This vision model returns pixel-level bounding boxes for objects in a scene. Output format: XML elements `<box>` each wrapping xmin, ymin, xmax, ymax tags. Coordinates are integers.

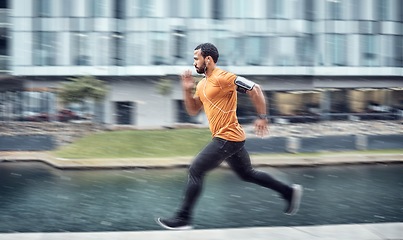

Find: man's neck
<box><xmin>205</xmin><ymin>66</ymin><xmax>216</xmax><ymax>78</ymax></box>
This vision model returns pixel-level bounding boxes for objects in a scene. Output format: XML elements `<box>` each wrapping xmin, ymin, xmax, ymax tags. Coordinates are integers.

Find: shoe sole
<box><xmin>156</xmin><ymin>218</ymin><xmax>193</xmax><ymax>230</ymax></box>
<box><xmin>285</xmin><ymin>184</ymin><xmax>303</xmax><ymax>216</ymax></box>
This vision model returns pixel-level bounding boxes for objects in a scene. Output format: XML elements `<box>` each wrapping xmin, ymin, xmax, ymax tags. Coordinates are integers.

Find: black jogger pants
<box><xmin>177</xmin><ymin>137</ymin><xmax>292</xmax><ymax>219</ymax></box>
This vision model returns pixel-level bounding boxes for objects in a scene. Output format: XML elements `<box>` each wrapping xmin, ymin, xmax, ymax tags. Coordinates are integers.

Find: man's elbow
<box><xmin>186</xmin><ymin>107</ymin><xmax>201</xmax><ymax>116</ymax></box>
<box><xmin>247</xmin><ymin>84</ymin><xmax>261</xmax><ymax>96</ymax></box>
<box><xmin>188</xmin><ymin>110</ymin><xmax>200</xmax><ymax>116</ymax></box>
<box><xmin>254</xmin><ymin>84</ymin><xmax>262</xmax><ymax>92</ymax></box>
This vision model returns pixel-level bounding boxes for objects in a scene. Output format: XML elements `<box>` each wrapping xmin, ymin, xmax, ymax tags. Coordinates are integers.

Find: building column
<box><xmin>320</xmin><ymin>90</ymin><xmax>331</xmax><ymax>121</ymax></box>
<box><xmin>48</xmin><ymin>91</ymin><xmax>56</xmax><ymax>122</ymax></box>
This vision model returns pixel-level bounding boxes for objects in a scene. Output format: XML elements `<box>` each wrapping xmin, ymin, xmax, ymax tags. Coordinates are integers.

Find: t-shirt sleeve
<box><xmin>217</xmin><ymin>71</ymin><xmax>237</xmax><ymax>90</ymax></box>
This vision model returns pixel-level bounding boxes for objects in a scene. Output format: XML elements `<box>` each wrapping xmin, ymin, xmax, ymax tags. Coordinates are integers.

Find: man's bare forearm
<box><xmin>183</xmin><ymin>89</ymin><xmax>202</xmax><ymax>115</ymax></box>
<box><xmin>181</xmin><ymin>70</ymin><xmax>202</xmax><ymax>115</ymax></box>
<box><xmin>248</xmin><ymin>84</ymin><xmax>270</xmax><ymax>137</ymax></box>
<box><xmin>248</xmin><ymin>84</ymin><xmax>267</xmax><ymax>115</ymax></box>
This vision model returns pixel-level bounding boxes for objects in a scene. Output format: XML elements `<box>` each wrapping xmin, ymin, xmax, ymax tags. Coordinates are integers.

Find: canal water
<box><xmin>0</xmin><ymin>161</ymin><xmax>402</xmax><ymax>233</ymax></box>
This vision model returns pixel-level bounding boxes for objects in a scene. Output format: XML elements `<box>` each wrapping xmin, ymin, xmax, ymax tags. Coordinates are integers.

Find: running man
<box><xmin>157</xmin><ymin>43</ymin><xmax>302</xmax><ymax>230</ymax></box>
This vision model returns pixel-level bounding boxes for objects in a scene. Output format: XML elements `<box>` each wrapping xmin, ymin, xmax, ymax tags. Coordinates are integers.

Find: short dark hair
<box><xmin>194</xmin><ymin>43</ymin><xmax>219</xmax><ymax>63</ymax></box>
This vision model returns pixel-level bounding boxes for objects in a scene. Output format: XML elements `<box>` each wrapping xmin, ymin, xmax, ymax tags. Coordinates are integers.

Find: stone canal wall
<box><xmin>0</xmin><ymin>121</ymin><xmax>402</xmax><ymax>152</ymax></box>
<box><xmin>243</xmin><ymin>120</ymin><xmax>403</xmax><ymax>153</ymax></box>
<box><xmin>244</xmin><ymin>134</ymin><xmax>403</xmax><ymax>154</ymax></box>
<box><xmin>0</xmin><ymin>122</ymin><xmax>106</xmax><ymax>150</ymax></box>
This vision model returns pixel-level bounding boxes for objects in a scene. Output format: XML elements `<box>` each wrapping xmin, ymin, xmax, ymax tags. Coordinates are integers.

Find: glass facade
<box><xmin>0</xmin><ymin>91</ymin><xmax>54</xmax><ymax>121</ymax></box>
<box><xmin>361</xmin><ymin>34</ymin><xmax>378</xmax><ymax>67</ymax></box>
<box><xmin>259</xmin><ymin>88</ymin><xmax>403</xmax><ymax>123</ymax></box>
<box><xmin>4</xmin><ymin>0</ymin><xmax>402</xmax><ymax>125</ymax></box>
<box><xmin>33</xmin><ymin>31</ymin><xmax>57</xmax><ymax>66</ymax></box>
<box><xmin>10</xmin><ymin>0</ymin><xmax>403</xmax><ymax>68</ymax></box>
<box><xmin>327</xmin><ymin>34</ymin><xmax>346</xmax><ymax>66</ymax></box>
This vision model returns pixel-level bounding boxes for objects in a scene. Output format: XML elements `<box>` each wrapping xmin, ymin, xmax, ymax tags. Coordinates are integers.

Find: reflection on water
<box><xmin>0</xmin><ymin>162</ymin><xmax>402</xmax><ymax>232</ymax></box>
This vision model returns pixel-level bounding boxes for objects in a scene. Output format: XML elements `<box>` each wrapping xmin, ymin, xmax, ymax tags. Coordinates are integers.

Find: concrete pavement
<box><xmin>0</xmin><ymin>222</ymin><xmax>402</xmax><ymax>240</ymax></box>
<box><xmin>0</xmin><ymin>151</ymin><xmax>402</xmax><ymax>169</ymax></box>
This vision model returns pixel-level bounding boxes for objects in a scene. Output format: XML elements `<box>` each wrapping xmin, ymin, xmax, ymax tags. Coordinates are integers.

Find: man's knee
<box><xmin>188</xmin><ymin>165</ymin><xmax>203</xmax><ymax>181</ymax></box>
<box><xmin>237</xmin><ymin>169</ymin><xmax>256</xmax><ymax>183</ymax></box>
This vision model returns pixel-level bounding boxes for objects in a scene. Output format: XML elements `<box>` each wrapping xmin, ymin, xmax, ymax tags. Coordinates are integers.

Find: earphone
<box><xmin>204</xmin><ymin>58</ymin><xmax>210</xmax><ymax>75</ymax></box>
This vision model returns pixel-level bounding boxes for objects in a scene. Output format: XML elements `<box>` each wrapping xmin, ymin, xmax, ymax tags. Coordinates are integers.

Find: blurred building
<box><xmin>1</xmin><ymin>0</ymin><xmax>403</xmax><ymax>125</ymax></box>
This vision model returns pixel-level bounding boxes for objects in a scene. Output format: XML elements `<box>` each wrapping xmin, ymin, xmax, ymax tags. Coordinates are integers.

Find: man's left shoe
<box><xmin>284</xmin><ymin>184</ymin><xmax>303</xmax><ymax>215</ymax></box>
<box><xmin>156</xmin><ymin>217</ymin><xmax>193</xmax><ymax>230</ymax></box>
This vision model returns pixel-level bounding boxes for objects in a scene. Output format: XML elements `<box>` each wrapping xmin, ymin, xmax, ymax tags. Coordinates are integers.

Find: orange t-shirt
<box><xmin>195</xmin><ymin>68</ymin><xmax>246</xmax><ymax>142</ymax></box>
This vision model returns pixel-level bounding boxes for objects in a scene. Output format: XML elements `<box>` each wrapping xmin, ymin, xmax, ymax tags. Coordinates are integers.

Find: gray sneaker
<box><xmin>284</xmin><ymin>184</ymin><xmax>303</xmax><ymax>215</ymax></box>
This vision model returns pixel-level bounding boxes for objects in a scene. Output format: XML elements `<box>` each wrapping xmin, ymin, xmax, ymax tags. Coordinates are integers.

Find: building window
<box><xmin>276</xmin><ymin>37</ymin><xmax>295</xmax><ymax>66</ymax></box>
<box><xmin>231</xmin><ymin>0</ymin><xmax>246</xmax><ymax>19</ymax></box>
<box><xmin>62</xmin><ymin>0</ymin><xmax>71</xmax><ymax>17</ymax></box>
<box><xmin>246</xmin><ymin>36</ymin><xmax>265</xmax><ymax>66</ymax></box>
<box><xmin>33</xmin><ymin>32</ymin><xmax>57</xmax><ymax>66</ymax></box>
<box><xmin>269</xmin><ymin>0</ymin><xmax>284</xmax><ymax>19</ymax></box>
<box><xmin>172</xmin><ymin>29</ymin><xmax>186</xmax><ymax>63</ymax></box>
<box><xmin>396</xmin><ymin>36</ymin><xmax>403</xmax><ymax>67</ymax></box>
<box><xmin>126</xmin><ymin>0</ymin><xmax>137</xmax><ymax>17</ymax></box>
<box><xmin>190</xmin><ymin>0</ymin><xmax>203</xmax><ymax>18</ymax></box>
<box><xmin>350</xmin><ymin>0</ymin><xmax>361</xmax><ymax>20</ymax></box>
<box><xmin>213</xmin><ymin>31</ymin><xmax>229</xmax><ymax>66</ymax></box>
<box><xmin>305</xmin><ymin>0</ymin><xmax>315</xmax><ymax>20</ymax></box>
<box><xmin>35</xmin><ymin>0</ymin><xmax>52</xmax><ymax>17</ymax></box>
<box><xmin>328</xmin><ymin>0</ymin><xmax>343</xmax><ymax>20</ymax></box>
<box><xmin>212</xmin><ymin>0</ymin><xmax>223</xmax><ymax>20</ymax></box>
<box><xmin>361</xmin><ymin>35</ymin><xmax>378</xmax><ymax>67</ymax></box>
<box><xmin>152</xmin><ymin>32</ymin><xmax>168</xmax><ymax>65</ymax></box>
<box><xmin>170</xmin><ymin>0</ymin><xmax>179</xmax><ymax>17</ymax></box>
<box><xmin>93</xmin><ymin>0</ymin><xmax>108</xmax><ymax>17</ymax></box>
<box><xmin>382</xmin><ymin>35</ymin><xmax>394</xmax><ymax>67</ymax></box>
<box><xmin>377</xmin><ymin>0</ymin><xmax>391</xmax><ymax>21</ymax></box>
<box><xmin>126</xmin><ymin>32</ymin><xmax>146</xmax><ymax>65</ymax></box>
<box><xmin>139</xmin><ymin>0</ymin><xmax>152</xmax><ymax>17</ymax></box>
<box><xmin>124</xmin><ymin>0</ymin><xmax>153</xmax><ymax>17</ymax></box>
<box><xmin>399</xmin><ymin>0</ymin><xmax>403</xmax><ymax>22</ymax></box>
<box><xmin>94</xmin><ymin>33</ymin><xmax>110</xmax><ymax>66</ymax></box>
<box><xmin>297</xmin><ymin>35</ymin><xmax>315</xmax><ymax>66</ymax></box>
<box><xmin>327</xmin><ymin>34</ymin><xmax>346</xmax><ymax>66</ymax></box>
<box><xmin>270</xmin><ymin>91</ymin><xmax>321</xmax><ymax>121</ymax></box>
<box><xmin>112</xmin><ymin>32</ymin><xmax>124</xmax><ymax>66</ymax></box>
<box><xmin>72</xmin><ymin>32</ymin><xmax>91</xmax><ymax>66</ymax></box>
<box><xmin>228</xmin><ymin>37</ymin><xmax>245</xmax><ymax>65</ymax></box>
<box><xmin>115</xmin><ymin>0</ymin><xmax>125</xmax><ymax>19</ymax></box>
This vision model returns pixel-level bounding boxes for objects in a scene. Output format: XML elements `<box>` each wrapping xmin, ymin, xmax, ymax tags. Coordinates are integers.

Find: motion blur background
<box><xmin>0</xmin><ymin>0</ymin><xmax>402</xmax><ymax>126</ymax></box>
<box><xmin>0</xmin><ymin>1</ymin><xmax>403</xmax><ymax>233</ymax></box>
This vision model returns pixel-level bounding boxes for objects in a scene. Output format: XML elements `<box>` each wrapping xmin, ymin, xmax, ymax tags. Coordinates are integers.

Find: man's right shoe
<box><xmin>284</xmin><ymin>184</ymin><xmax>303</xmax><ymax>215</ymax></box>
<box><xmin>156</xmin><ymin>217</ymin><xmax>193</xmax><ymax>230</ymax></box>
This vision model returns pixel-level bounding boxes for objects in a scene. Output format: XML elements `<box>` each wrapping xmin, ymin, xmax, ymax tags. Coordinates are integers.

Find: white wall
<box><xmin>106</xmin><ymin>78</ymin><xmax>175</xmax><ymax>126</ymax></box>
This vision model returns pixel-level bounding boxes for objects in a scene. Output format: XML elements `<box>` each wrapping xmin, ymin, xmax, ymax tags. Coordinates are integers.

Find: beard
<box><xmin>195</xmin><ymin>63</ymin><xmax>207</xmax><ymax>74</ymax></box>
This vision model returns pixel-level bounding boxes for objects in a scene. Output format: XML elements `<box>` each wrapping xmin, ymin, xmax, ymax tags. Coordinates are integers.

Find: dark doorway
<box><xmin>0</xmin><ymin>0</ymin><xmax>7</xmax><ymax>8</ymax></box>
<box><xmin>115</xmin><ymin>101</ymin><xmax>134</xmax><ymax>125</ymax></box>
<box><xmin>176</xmin><ymin>100</ymin><xmax>199</xmax><ymax>124</ymax></box>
